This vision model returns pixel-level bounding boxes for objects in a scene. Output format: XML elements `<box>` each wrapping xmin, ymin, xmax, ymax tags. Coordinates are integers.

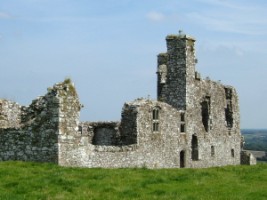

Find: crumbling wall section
<box><xmin>241</xmin><ymin>150</ymin><xmax>257</xmax><ymax>165</ymax></box>
<box><xmin>58</xmin><ymin>99</ymin><xmax>189</xmax><ymax>168</ymax></box>
<box><xmin>185</xmin><ymin>78</ymin><xmax>241</xmax><ymax>168</ymax></box>
<box><xmin>0</xmin><ymin>84</ymin><xmax>61</xmax><ymax>162</ymax></box>
<box><xmin>0</xmin><ymin>99</ymin><xmax>21</xmax><ymax>129</ymax></box>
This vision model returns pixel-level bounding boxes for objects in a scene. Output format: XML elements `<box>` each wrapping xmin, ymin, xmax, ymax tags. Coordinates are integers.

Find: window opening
<box><xmin>225</xmin><ymin>88</ymin><xmax>233</xmax><ymax>128</ymax></box>
<box><xmin>201</xmin><ymin>96</ymin><xmax>210</xmax><ymax>132</ymax></box>
<box><xmin>191</xmin><ymin>135</ymin><xmax>199</xmax><ymax>161</ymax></box>
<box><xmin>180</xmin><ymin>150</ymin><xmax>185</xmax><ymax>168</ymax></box>
<box><xmin>181</xmin><ymin>113</ymin><xmax>185</xmax><ymax>122</ymax></box>
<box><xmin>153</xmin><ymin>109</ymin><xmax>159</xmax><ymax>120</ymax></box>
<box><xmin>231</xmin><ymin>149</ymin><xmax>235</xmax><ymax>157</ymax></box>
<box><xmin>211</xmin><ymin>146</ymin><xmax>215</xmax><ymax>157</ymax></box>
<box><xmin>153</xmin><ymin>122</ymin><xmax>159</xmax><ymax>132</ymax></box>
<box><xmin>152</xmin><ymin>108</ymin><xmax>160</xmax><ymax>132</ymax></box>
<box><xmin>180</xmin><ymin>124</ymin><xmax>185</xmax><ymax>133</ymax></box>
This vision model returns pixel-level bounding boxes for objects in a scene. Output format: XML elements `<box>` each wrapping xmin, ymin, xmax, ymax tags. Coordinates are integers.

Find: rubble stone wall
<box><xmin>0</xmin><ymin>33</ymin><xmax>253</xmax><ymax>168</ymax></box>
<box><xmin>0</xmin><ymin>87</ymin><xmax>60</xmax><ymax>162</ymax></box>
<box><xmin>0</xmin><ymin>99</ymin><xmax>21</xmax><ymax>129</ymax></box>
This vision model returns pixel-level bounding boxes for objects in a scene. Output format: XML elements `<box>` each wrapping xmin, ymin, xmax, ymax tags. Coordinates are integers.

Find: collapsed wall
<box><xmin>0</xmin><ymin>79</ymin><xmax>80</xmax><ymax>163</ymax></box>
<box><xmin>58</xmin><ymin>98</ymin><xmax>188</xmax><ymax>168</ymax></box>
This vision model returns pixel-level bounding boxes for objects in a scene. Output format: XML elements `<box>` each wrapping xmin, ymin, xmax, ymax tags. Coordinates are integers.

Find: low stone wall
<box><xmin>241</xmin><ymin>150</ymin><xmax>257</xmax><ymax>165</ymax></box>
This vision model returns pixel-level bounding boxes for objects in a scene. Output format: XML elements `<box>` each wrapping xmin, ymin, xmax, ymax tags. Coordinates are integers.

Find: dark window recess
<box><xmin>153</xmin><ymin>122</ymin><xmax>159</xmax><ymax>132</ymax></box>
<box><xmin>78</xmin><ymin>126</ymin><xmax>83</xmax><ymax>135</ymax></box>
<box><xmin>181</xmin><ymin>113</ymin><xmax>185</xmax><ymax>122</ymax></box>
<box><xmin>201</xmin><ymin>96</ymin><xmax>210</xmax><ymax>132</ymax></box>
<box><xmin>180</xmin><ymin>124</ymin><xmax>185</xmax><ymax>133</ymax></box>
<box><xmin>180</xmin><ymin>150</ymin><xmax>185</xmax><ymax>168</ymax></box>
<box><xmin>231</xmin><ymin>149</ymin><xmax>235</xmax><ymax>157</ymax></box>
<box><xmin>211</xmin><ymin>146</ymin><xmax>215</xmax><ymax>157</ymax></box>
<box><xmin>152</xmin><ymin>108</ymin><xmax>160</xmax><ymax>132</ymax></box>
<box><xmin>225</xmin><ymin>104</ymin><xmax>233</xmax><ymax>128</ymax></box>
<box><xmin>225</xmin><ymin>87</ymin><xmax>232</xmax><ymax>99</ymax></box>
<box><xmin>153</xmin><ymin>109</ymin><xmax>159</xmax><ymax>120</ymax></box>
<box><xmin>191</xmin><ymin>135</ymin><xmax>199</xmax><ymax>161</ymax></box>
<box><xmin>225</xmin><ymin>88</ymin><xmax>233</xmax><ymax>128</ymax></box>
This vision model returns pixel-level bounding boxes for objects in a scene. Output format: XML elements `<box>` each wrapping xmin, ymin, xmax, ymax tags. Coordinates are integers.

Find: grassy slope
<box><xmin>0</xmin><ymin>162</ymin><xmax>266</xmax><ymax>200</ymax></box>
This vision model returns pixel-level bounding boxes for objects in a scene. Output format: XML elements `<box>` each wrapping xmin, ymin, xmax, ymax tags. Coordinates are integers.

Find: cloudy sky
<box><xmin>0</xmin><ymin>0</ymin><xmax>266</xmax><ymax>129</ymax></box>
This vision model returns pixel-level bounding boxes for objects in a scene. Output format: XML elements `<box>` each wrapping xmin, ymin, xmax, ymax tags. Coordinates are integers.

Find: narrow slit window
<box><xmin>152</xmin><ymin>108</ymin><xmax>160</xmax><ymax>132</ymax></box>
<box><xmin>231</xmin><ymin>149</ymin><xmax>235</xmax><ymax>157</ymax></box>
<box><xmin>180</xmin><ymin>124</ymin><xmax>185</xmax><ymax>133</ymax></box>
<box><xmin>153</xmin><ymin>109</ymin><xmax>159</xmax><ymax>120</ymax></box>
<box><xmin>211</xmin><ymin>146</ymin><xmax>215</xmax><ymax>157</ymax></box>
<box><xmin>181</xmin><ymin>113</ymin><xmax>185</xmax><ymax>122</ymax></box>
<box><xmin>153</xmin><ymin>122</ymin><xmax>159</xmax><ymax>132</ymax></box>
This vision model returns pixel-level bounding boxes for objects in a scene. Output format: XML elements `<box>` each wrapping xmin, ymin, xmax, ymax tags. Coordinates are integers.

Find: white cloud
<box><xmin>0</xmin><ymin>12</ymin><xmax>11</xmax><ymax>19</ymax></box>
<box><xmin>186</xmin><ymin>12</ymin><xmax>267</xmax><ymax>36</ymax></box>
<box><xmin>146</xmin><ymin>11</ymin><xmax>165</xmax><ymax>22</ymax></box>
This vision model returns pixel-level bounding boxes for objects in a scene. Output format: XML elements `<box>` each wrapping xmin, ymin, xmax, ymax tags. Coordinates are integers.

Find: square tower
<box><xmin>157</xmin><ymin>33</ymin><xmax>196</xmax><ymax>110</ymax></box>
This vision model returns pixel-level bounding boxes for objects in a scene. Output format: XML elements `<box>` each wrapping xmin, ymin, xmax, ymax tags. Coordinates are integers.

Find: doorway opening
<box><xmin>180</xmin><ymin>150</ymin><xmax>185</xmax><ymax>168</ymax></box>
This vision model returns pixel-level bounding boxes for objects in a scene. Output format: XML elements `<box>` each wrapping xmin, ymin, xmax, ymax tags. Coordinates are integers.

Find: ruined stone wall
<box><xmin>0</xmin><ymin>86</ymin><xmax>60</xmax><ymax>162</ymax></box>
<box><xmin>57</xmin><ymin>99</ymin><xmax>190</xmax><ymax>168</ymax></box>
<box><xmin>0</xmin><ymin>33</ymin><xmax>247</xmax><ymax>169</ymax></box>
<box><xmin>157</xmin><ymin>33</ymin><xmax>242</xmax><ymax>168</ymax></box>
<box><xmin>185</xmin><ymin>79</ymin><xmax>241</xmax><ymax>168</ymax></box>
<box><xmin>241</xmin><ymin>150</ymin><xmax>257</xmax><ymax>165</ymax></box>
<box><xmin>0</xmin><ymin>99</ymin><xmax>21</xmax><ymax>129</ymax></box>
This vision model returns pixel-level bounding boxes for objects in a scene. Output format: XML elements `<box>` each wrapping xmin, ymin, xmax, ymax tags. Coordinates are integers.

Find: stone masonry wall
<box><xmin>0</xmin><ymin>99</ymin><xmax>21</xmax><ymax>129</ymax></box>
<box><xmin>57</xmin><ymin>99</ymin><xmax>189</xmax><ymax>168</ymax></box>
<box><xmin>0</xmin><ymin>33</ymin><xmax>251</xmax><ymax>168</ymax></box>
<box><xmin>157</xmin><ymin>33</ymin><xmax>242</xmax><ymax>168</ymax></box>
<box><xmin>0</xmin><ymin>80</ymin><xmax>75</xmax><ymax>163</ymax></box>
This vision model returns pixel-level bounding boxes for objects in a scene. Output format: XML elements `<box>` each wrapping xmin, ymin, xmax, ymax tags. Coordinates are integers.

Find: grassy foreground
<box><xmin>0</xmin><ymin>162</ymin><xmax>266</xmax><ymax>200</ymax></box>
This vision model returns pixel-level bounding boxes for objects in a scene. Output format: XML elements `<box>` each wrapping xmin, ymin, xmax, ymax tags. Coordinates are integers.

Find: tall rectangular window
<box><xmin>181</xmin><ymin>113</ymin><xmax>185</xmax><ymax>122</ymax></box>
<box><xmin>152</xmin><ymin>108</ymin><xmax>160</xmax><ymax>132</ymax></box>
<box><xmin>231</xmin><ymin>149</ymin><xmax>235</xmax><ymax>157</ymax></box>
<box><xmin>153</xmin><ymin>109</ymin><xmax>159</xmax><ymax>120</ymax></box>
<box><xmin>211</xmin><ymin>146</ymin><xmax>215</xmax><ymax>157</ymax></box>
<box><xmin>180</xmin><ymin>124</ymin><xmax>185</xmax><ymax>132</ymax></box>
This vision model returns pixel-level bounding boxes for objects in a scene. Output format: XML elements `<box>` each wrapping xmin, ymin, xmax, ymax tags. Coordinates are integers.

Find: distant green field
<box><xmin>0</xmin><ymin>161</ymin><xmax>266</xmax><ymax>200</ymax></box>
<box><xmin>242</xmin><ymin>129</ymin><xmax>267</xmax><ymax>152</ymax></box>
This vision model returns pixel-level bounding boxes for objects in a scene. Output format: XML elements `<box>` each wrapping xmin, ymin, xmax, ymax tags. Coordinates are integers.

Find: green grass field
<box><xmin>0</xmin><ymin>161</ymin><xmax>266</xmax><ymax>200</ymax></box>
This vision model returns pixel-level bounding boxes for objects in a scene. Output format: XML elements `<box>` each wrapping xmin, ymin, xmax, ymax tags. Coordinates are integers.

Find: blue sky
<box><xmin>0</xmin><ymin>0</ymin><xmax>267</xmax><ymax>129</ymax></box>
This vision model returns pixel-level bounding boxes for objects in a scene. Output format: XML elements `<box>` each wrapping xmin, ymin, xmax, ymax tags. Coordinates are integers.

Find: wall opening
<box><xmin>231</xmin><ymin>149</ymin><xmax>235</xmax><ymax>158</ymax></box>
<box><xmin>92</xmin><ymin>127</ymin><xmax>117</xmax><ymax>146</ymax></box>
<box><xmin>201</xmin><ymin>96</ymin><xmax>210</xmax><ymax>132</ymax></box>
<box><xmin>211</xmin><ymin>146</ymin><xmax>215</xmax><ymax>157</ymax></box>
<box><xmin>181</xmin><ymin>113</ymin><xmax>185</xmax><ymax>122</ymax></box>
<box><xmin>153</xmin><ymin>108</ymin><xmax>159</xmax><ymax>120</ymax></box>
<box><xmin>191</xmin><ymin>135</ymin><xmax>199</xmax><ymax>161</ymax></box>
<box><xmin>153</xmin><ymin>122</ymin><xmax>159</xmax><ymax>132</ymax></box>
<box><xmin>180</xmin><ymin>124</ymin><xmax>185</xmax><ymax>133</ymax></box>
<box><xmin>180</xmin><ymin>150</ymin><xmax>185</xmax><ymax>168</ymax></box>
<box><xmin>225</xmin><ymin>104</ymin><xmax>233</xmax><ymax>128</ymax></box>
<box><xmin>152</xmin><ymin>107</ymin><xmax>160</xmax><ymax>132</ymax></box>
<box><xmin>225</xmin><ymin>88</ymin><xmax>233</xmax><ymax>128</ymax></box>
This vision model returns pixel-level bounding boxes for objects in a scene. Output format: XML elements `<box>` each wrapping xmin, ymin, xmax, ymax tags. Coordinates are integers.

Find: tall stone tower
<box><xmin>157</xmin><ymin>32</ymin><xmax>196</xmax><ymax>110</ymax></box>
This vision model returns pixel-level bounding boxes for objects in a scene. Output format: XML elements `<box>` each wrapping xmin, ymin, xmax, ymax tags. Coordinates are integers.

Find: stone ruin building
<box><xmin>0</xmin><ymin>33</ymin><xmax>256</xmax><ymax>168</ymax></box>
